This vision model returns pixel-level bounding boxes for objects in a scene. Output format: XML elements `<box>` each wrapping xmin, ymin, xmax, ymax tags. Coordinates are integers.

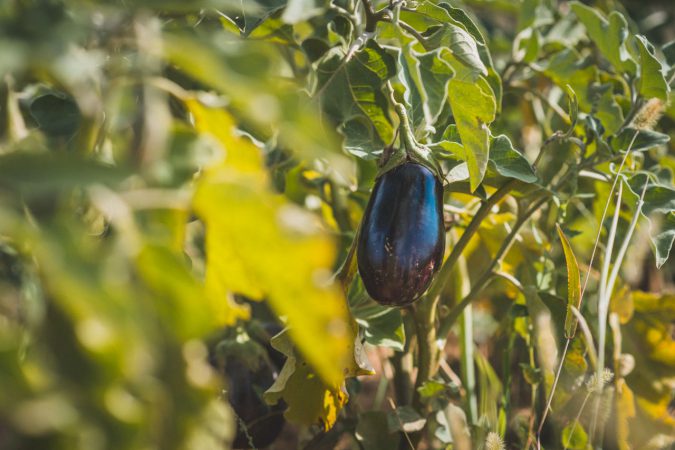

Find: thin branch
<box><xmin>438</xmin><ymin>196</ymin><xmax>548</xmax><ymax>338</ymax></box>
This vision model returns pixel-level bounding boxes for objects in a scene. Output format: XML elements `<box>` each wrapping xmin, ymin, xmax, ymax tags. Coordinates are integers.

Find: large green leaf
<box><xmin>426</xmin><ymin>23</ymin><xmax>487</xmax><ymax>79</ymax></box>
<box><xmin>447</xmin><ymin>77</ymin><xmax>496</xmax><ymax>192</ymax></box>
<box><xmin>316</xmin><ymin>40</ymin><xmax>396</xmax><ymax>157</ymax></box>
<box><xmin>633</xmin><ymin>35</ymin><xmax>670</xmax><ymax>101</ymax></box>
<box><xmin>570</xmin><ymin>2</ymin><xmax>636</xmax><ymax>74</ymax></box>
<box><xmin>487</xmin><ymin>134</ymin><xmax>537</xmax><ymax>184</ymax></box>
<box><xmin>397</xmin><ymin>46</ymin><xmax>454</xmax><ymax>134</ymax></box>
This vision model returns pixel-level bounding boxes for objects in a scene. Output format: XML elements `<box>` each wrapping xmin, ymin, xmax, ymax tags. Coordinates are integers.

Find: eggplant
<box><xmin>357</xmin><ymin>162</ymin><xmax>445</xmax><ymax>306</ymax></box>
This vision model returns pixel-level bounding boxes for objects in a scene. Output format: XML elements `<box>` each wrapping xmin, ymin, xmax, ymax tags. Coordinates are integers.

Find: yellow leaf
<box><xmin>615</xmin><ymin>380</ymin><xmax>636</xmax><ymax>450</ymax></box>
<box><xmin>556</xmin><ymin>224</ymin><xmax>582</xmax><ymax>339</ymax></box>
<box><xmin>186</xmin><ymin>99</ymin><xmax>264</xmax><ymax>179</ymax></box>
<box><xmin>188</xmin><ymin>100</ymin><xmax>354</xmax><ymax>386</ymax></box>
<box><xmin>264</xmin><ymin>330</ymin><xmax>372</xmax><ymax>430</ymax></box>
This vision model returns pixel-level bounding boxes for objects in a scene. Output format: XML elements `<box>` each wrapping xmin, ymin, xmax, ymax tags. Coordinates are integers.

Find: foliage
<box><xmin>0</xmin><ymin>0</ymin><xmax>674</xmax><ymax>449</ymax></box>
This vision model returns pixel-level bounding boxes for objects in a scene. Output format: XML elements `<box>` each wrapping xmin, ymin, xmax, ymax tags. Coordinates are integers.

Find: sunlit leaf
<box><xmin>561</xmin><ymin>420</ymin><xmax>588</xmax><ymax>450</ymax></box>
<box><xmin>570</xmin><ymin>2</ymin><xmax>636</xmax><ymax>74</ymax></box>
<box><xmin>556</xmin><ymin>225</ymin><xmax>582</xmax><ymax>339</ymax></box>
<box><xmin>189</xmin><ymin>101</ymin><xmax>354</xmax><ymax>385</ymax></box>
<box><xmin>633</xmin><ymin>35</ymin><xmax>670</xmax><ymax>101</ymax></box>
<box><xmin>426</xmin><ymin>23</ymin><xmax>487</xmax><ymax>79</ymax></box>
<box><xmin>447</xmin><ymin>78</ymin><xmax>496</xmax><ymax>192</ymax></box>
<box><xmin>487</xmin><ymin>134</ymin><xmax>537</xmax><ymax>184</ymax></box>
<box><xmin>264</xmin><ymin>330</ymin><xmax>372</xmax><ymax>430</ymax></box>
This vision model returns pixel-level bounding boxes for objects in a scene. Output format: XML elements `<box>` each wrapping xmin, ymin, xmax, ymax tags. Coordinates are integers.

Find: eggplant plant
<box><xmin>0</xmin><ymin>0</ymin><xmax>674</xmax><ymax>449</ymax></box>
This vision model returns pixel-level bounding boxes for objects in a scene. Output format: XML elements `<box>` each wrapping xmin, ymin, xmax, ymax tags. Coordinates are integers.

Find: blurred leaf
<box><xmin>615</xmin><ymin>380</ymin><xmax>637</xmax><ymax>448</ymax></box>
<box><xmin>524</xmin><ymin>287</ymin><xmax>558</xmax><ymax>394</ymax></box>
<box><xmin>386</xmin><ymin>406</ymin><xmax>425</xmax><ymax>433</ymax></box>
<box><xmin>264</xmin><ymin>329</ymin><xmax>371</xmax><ymax>430</ymax></box>
<box><xmin>281</xmin><ymin>0</ymin><xmax>323</xmax><ymax>24</ymax></box>
<box><xmin>189</xmin><ymin>101</ymin><xmax>354</xmax><ymax>386</ymax></box>
<box><xmin>438</xmin><ymin>403</ymin><xmax>472</xmax><ymax>450</ymax></box>
<box><xmin>136</xmin><ymin>245</ymin><xmax>216</xmax><ymax>340</ymax></box>
<box><xmin>487</xmin><ymin>134</ymin><xmax>537</xmax><ymax>183</ymax></box>
<box><xmin>418</xmin><ymin>379</ymin><xmax>450</xmax><ymax>399</ymax></box>
<box><xmin>447</xmin><ymin>78</ymin><xmax>496</xmax><ymax>192</ymax></box>
<box><xmin>570</xmin><ymin>2</ymin><xmax>636</xmax><ymax>74</ymax></box>
<box><xmin>556</xmin><ymin>225</ymin><xmax>582</xmax><ymax>339</ymax></box>
<box><xmin>633</xmin><ymin>35</ymin><xmax>670</xmax><ymax>101</ymax></box>
<box><xmin>350</xmin><ymin>278</ymin><xmax>405</xmax><ymax>351</ymax></box>
<box><xmin>0</xmin><ymin>151</ymin><xmax>127</xmax><ymax>195</ymax></box>
<box><xmin>355</xmin><ymin>411</ymin><xmax>399</xmax><ymax>450</ymax></box>
<box><xmin>535</xmin><ymin>48</ymin><xmax>598</xmax><ymax>110</ymax></box>
<box><xmin>28</xmin><ymin>92</ymin><xmax>80</xmax><ymax>138</ymax></box>
<box><xmin>163</xmin><ymin>33</ymin><xmax>350</xmax><ymax>177</ymax></box>
<box><xmin>612</xmin><ymin>127</ymin><xmax>670</xmax><ymax>152</ymax></box>
<box><xmin>561</xmin><ymin>420</ymin><xmax>588</xmax><ymax>450</ymax></box>
<box><xmin>592</xmin><ymin>83</ymin><xmax>624</xmax><ymax>135</ymax></box>
<box><xmin>626</xmin><ymin>174</ymin><xmax>675</xmax><ymax>267</ymax></box>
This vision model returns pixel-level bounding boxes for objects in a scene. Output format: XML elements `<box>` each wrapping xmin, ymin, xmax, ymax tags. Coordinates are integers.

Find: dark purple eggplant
<box><xmin>357</xmin><ymin>162</ymin><xmax>445</xmax><ymax>306</ymax></box>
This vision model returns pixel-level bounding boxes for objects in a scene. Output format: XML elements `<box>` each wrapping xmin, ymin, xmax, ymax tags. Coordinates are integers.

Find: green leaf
<box><xmin>447</xmin><ymin>78</ymin><xmax>496</xmax><ymax>191</ymax></box>
<box><xmin>281</xmin><ymin>0</ymin><xmax>323</xmax><ymax>24</ymax></box>
<box><xmin>426</xmin><ymin>24</ymin><xmax>487</xmax><ymax>79</ymax></box>
<box><xmin>29</xmin><ymin>93</ymin><xmax>80</xmax><ymax>138</ymax></box>
<box><xmin>0</xmin><ymin>151</ymin><xmax>127</xmax><ymax>195</ymax></box>
<box><xmin>417</xmin><ymin>50</ymin><xmax>454</xmax><ymax>127</ymax></box>
<box><xmin>591</xmin><ymin>83</ymin><xmax>624</xmax><ymax>135</ymax></box>
<box><xmin>436</xmin><ymin>4</ymin><xmax>487</xmax><ymax>45</ymax></box>
<box><xmin>524</xmin><ymin>287</ymin><xmax>559</xmax><ymax>394</ymax></box>
<box><xmin>350</xmin><ymin>279</ymin><xmax>405</xmax><ymax>351</ymax></box>
<box><xmin>570</xmin><ymin>2</ymin><xmax>636</xmax><ymax>74</ymax></box>
<box><xmin>418</xmin><ymin>379</ymin><xmax>451</xmax><ymax>399</ymax></box>
<box><xmin>535</xmin><ymin>48</ymin><xmax>598</xmax><ymax>110</ymax></box>
<box><xmin>317</xmin><ymin>40</ymin><xmax>396</xmax><ymax>157</ymax></box>
<box><xmin>561</xmin><ymin>420</ymin><xmax>589</xmax><ymax>450</ymax></box>
<box><xmin>556</xmin><ymin>225</ymin><xmax>582</xmax><ymax>339</ymax></box>
<box><xmin>487</xmin><ymin>135</ymin><xmax>537</xmax><ymax>184</ymax></box>
<box><xmin>612</xmin><ymin>127</ymin><xmax>670</xmax><ymax>152</ymax></box>
<box><xmin>626</xmin><ymin>174</ymin><xmax>675</xmax><ymax>267</ymax></box>
<box><xmin>634</xmin><ymin>35</ymin><xmax>670</xmax><ymax>101</ymax></box>
<box><xmin>264</xmin><ymin>331</ymin><xmax>348</xmax><ymax>431</ymax></box>
<box><xmin>663</xmin><ymin>40</ymin><xmax>675</xmax><ymax>67</ymax></box>
<box><xmin>397</xmin><ymin>46</ymin><xmax>454</xmax><ymax>134</ymax></box>
<box><xmin>397</xmin><ymin>44</ymin><xmax>429</xmax><ymax>133</ymax></box>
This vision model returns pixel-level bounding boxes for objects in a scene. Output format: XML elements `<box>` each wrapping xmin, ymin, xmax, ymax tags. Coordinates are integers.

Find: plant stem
<box><xmin>457</xmin><ymin>251</ymin><xmax>477</xmax><ymax>424</ymax></box>
<box><xmin>360</xmin><ymin>0</ymin><xmax>378</xmax><ymax>32</ymax></box>
<box><xmin>411</xmin><ymin>297</ymin><xmax>439</xmax><ymax>412</ymax></box>
<box><xmin>590</xmin><ymin>182</ymin><xmax>622</xmax><ymax>442</ymax></box>
<box><xmin>427</xmin><ymin>180</ymin><xmax>518</xmax><ymax>301</ymax></box>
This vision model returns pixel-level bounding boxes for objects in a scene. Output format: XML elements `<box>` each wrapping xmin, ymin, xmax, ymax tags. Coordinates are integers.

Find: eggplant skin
<box><xmin>357</xmin><ymin>162</ymin><xmax>445</xmax><ymax>307</ymax></box>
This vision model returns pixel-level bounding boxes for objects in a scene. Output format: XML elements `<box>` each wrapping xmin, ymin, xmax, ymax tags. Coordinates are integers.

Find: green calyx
<box><xmin>376</xmin><ymin>99</ymin><xmax>443</xmax><ymax>181</ymax></box>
